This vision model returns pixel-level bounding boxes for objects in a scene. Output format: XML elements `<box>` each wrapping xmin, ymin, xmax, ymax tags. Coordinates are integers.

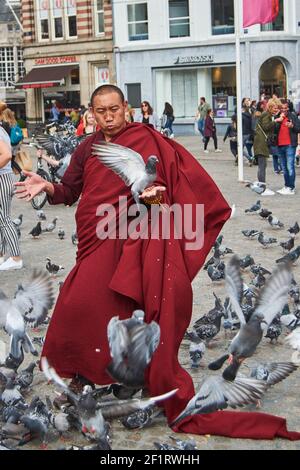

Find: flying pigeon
<box><xmin>92</xmin><ymin>142</ymin><xmax>161</xmax><ymax>209</ymax></box>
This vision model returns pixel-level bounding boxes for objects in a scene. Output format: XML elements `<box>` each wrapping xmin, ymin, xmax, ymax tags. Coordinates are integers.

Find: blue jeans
<box><xmin>278</xmin><ymin>145</ymin><xmax>297</xmax><ymax>190</ymax></box>
<box><xmin>243</xmin><ymin>135</ymin><xmax>253</xmax><ymax>161</ymax></box>
<box><xmin>164</xmin><ymin>117</ymin><xmax>174</xmax><ymax>135</ymax></box>
<box><xmin>269</xmin><ymin>145</ymin><xmax>282</xmax><ymax>172</ymax></box>
<box><xmin>198</xmin><ymin>119</ymin><xmax>205</xmax><ymax>137</ymax></box>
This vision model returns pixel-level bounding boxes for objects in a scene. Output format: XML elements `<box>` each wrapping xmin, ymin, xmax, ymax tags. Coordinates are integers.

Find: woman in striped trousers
<box><xmin>0</xmin><ymin>121</ymin><xmax>22</xmax><ymax>271</ymax></box>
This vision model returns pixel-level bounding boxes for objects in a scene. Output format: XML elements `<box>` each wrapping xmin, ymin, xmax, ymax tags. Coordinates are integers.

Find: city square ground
<box><xmin>1</xmin><ymin>135</ymin><xmax>300</xmax><ymax>450</ymax></box>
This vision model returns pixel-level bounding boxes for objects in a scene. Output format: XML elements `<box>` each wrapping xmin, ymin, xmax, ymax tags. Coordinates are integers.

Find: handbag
<box><xmin>257</xmin><ymin>123</ymin><xmax>277</xmax><ymax>146</ymax></box>
<box><xmin>13</xmin><ymin>149</ymin><xmax>32</xmax><ymax>175</ymax></box>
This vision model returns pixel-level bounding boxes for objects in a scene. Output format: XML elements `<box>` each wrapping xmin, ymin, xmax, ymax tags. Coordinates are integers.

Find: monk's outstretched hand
<box><xmin>139</xmin><ymin>185</ymin><xmax>166</xmax><ymax>205</ymax></box>
<box><xmin>14</xmin><ymin>170</ymin><xmax>50</xmax><ymax>202</ymax></box>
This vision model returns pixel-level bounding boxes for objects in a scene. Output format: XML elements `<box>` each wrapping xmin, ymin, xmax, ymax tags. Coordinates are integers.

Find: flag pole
<box><xmin>234</xmin><ymin>0</ymin><xmax>244</xmax><ymax>182</ymax></box>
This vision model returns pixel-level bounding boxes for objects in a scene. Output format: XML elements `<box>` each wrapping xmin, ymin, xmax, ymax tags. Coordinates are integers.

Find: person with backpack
<box><xmin>1</xmin><ymin>108</ymin><xmax>23</xmax><ymax>147</ymax></box>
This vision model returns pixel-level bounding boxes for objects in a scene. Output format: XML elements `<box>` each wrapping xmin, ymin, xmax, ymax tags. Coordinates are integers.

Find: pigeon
<box><xmin>204</xmin><ymin>247</ymin><xmax>221</xmax><ymax>270</ymax></box>
<box><xmin>287</xmin><ymin>222</ymin><xmax>300</xmax><ymax>237</ymax></box>
<box><xmin>208</xmin><ymin>256</ymin><xmax>292</xmax><ymax>381</ymax></box>
<box><xmin>1</xmin><ymin>379</ymin><xmax>23</xmax><ymax>406</ymax></box>
<box><xmin>71</xmin><ymin>231</ymin><xmax>78</xmax><ymax>246</ymax></box>
<box><xmin>258</xmin><ymin>232</ymin><xmax>277</xmax><ymax>248</ymax></box>
<box><xmin>106</xmin><ymin>310</ymin><xmax>160</xmax><ymax>388</ymax></box>
<box><xmin>259</xmin><ymin>209</ymin><xmax>272</xmax><ymax>219</ymax></box>
<box><xmin>265</xmin><ymin>315</ymin><xmax>282</xmax><ymax>343</ymax></box>
<box><xmin>241</xmin><ymin>229</ymin><xmax>259</xmax><ymax>239</ymax></box>
<box><xmin>239</xmin><ymin>255</ymin><xmax>255</xmax><ymax>269</ymax></box>
<box><xmin>19</xmin><ymin>396</ymin><xmax>50</xmax><ymax>448</ymax></box>
<box><xmin>36</xmin><ymin>210</ymin><xmax>46</xmax><ymax>221</ymax></box>
<box><xmin>189</xmin><ymin>342</ymin><xmax>206</xmax><ymax>368</ymax></box>
<box><xmin>245</xmin><ymin>200</ymin><xmax>261</xmax><ymax>213</ymax></box>
<box><xmin>250</xmin><ymin>272</ymin><xmax>267</xmax><ymax>289</ymax></box>
<box><xmin>279</xmin><ymin>238</ymin><xmax>295</xmax><ymax>253</ymax></box>
<box><xmin>246</xmin><ymin>181</ymin><xmax>266</xmax><ymax>195</ymax></box>
<box><xmin>285</xmin><ymin>327</ymin><xmax>300</xmax><ymax>351</ymax></box>
<box><xmin>92</xmin><ymin>142</ymin><xmax>160</xmax><ymax>209</ymax></box>
<box><xmin>207</xmin><ymin>263</ymin><xmax>225</xmax><ymax>281</ymax></box>
<box><xmin>45</xmin><ymin>258</ymin><xmax>65</xmax><ymax>276</ymax></box>
<box><xmin>250</xmin><ymin>362</ymin><xmax>297</xmax><ymax>386</ymax></box>
<box><xmin>29</xmin><ymin>222</ymin><xmax>42</xmax><ymax>238</ymax></box>
<box><xmin>12</xmin><ymin>214</ymin><xmax>23</xmax><ymax>228</ymax></box>
<box><xmin>268</xmin><ymin>215</ymin><xmax>284</xmax><ymax>229</ymax></box>
<box><xmin>250</xmin><ymin>264</ymin><xmax>271</xmax><ymax>276</ymax></box>
<box><xmin>154</xmin><ymin>436</ymin><xmax>197</xmax><ymax>450</ymax></box>
<box><xmin>43</xmin><ymin>217</ymin><xmax>58</xmax><ymax>233</ymax></box>
<box><xmin>289</xmin><ymin>278</ymin><xmax>300</xmax><ymax>304</ymax></box>
<box><xmin>276</xmin><ymin>246</ymin><xmax>300</xmax><ymax>265</ymax></box>
<box><xmin>15</xmin><ymin>363</ymin><xmax>36</xmax><ymax>390</ymax></box>
<box><xmin>0</xmin><ymin>271</ymin><xmax>54</xmax><ymax>365</ymax></box>
<box><xmin>121</xmin><ymin>406</ymin><xmax>160</xmax><ymax>430</ymax></box>
<box><xmin>58</xmin><ymin>228</ymin><xmax>65</xmax><ymax>240</ymax></box>
<box><xmin>171</xmin><ymin>375</ymin><xmax>267</xmax><ymax>425</ymax></box>
<box><xmin>193</xmin><ymin>293</ymin><xmax>224</xmax><ymax>326</ymax></box>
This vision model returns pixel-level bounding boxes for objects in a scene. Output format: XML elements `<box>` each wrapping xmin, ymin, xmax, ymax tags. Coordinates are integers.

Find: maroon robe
<box><xmin>42</xmin><ymin>123</ymin><xmax>300</xmax><ymax>440</ymax></box>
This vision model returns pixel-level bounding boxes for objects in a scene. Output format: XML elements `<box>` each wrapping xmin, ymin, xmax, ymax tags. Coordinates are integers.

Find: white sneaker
<box><xmin>277</xmin><ymin>187</ymin><xmax>294</xmax><ymax>195</ymax></box>
<box><xmin>204</xmin><ymin>150</ymin><xmax>209</xmax><ymax>154</ymax></box>
<box><xmin>0</xmin><ymin>257</ymin><xmax>4</xmax><ymax>265</ymax></box>
<box><xmin>0</xmin><ymin>258</ymin><xmax>23</xmax><ymax>271</ymax></box>
<box><xmin>215</xmin><ymin>149</ymin><xmax>222</xmax><ymax>153</ymax></box>
<box><xmin>261</xmin><ymin>188</ymin><xmax>275</xmax><ymax>196</ymax></box>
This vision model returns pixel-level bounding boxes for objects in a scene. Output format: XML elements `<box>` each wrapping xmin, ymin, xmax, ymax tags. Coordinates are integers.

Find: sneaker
<box><xmin>204</xmin><ymin>150</ymin><xmax>209</xmax><ymax>154</ymax></box>
<box><xmin>215</xmin><ymin>149</ymin><xmax>222</xmax><ymax>153</ymax></box>
<box><xmin>0</xmin><ymin>257</ymin><xmax>4</xmax><ymax>266</ymax></box>
<box><xmin>0</xmin><ymin>258</ymin><xmax>23</xmax><ymax>271</ymax></box>
<box><xmin>261</xmin><ymin>188</ymin><xmax>275</xmax><ymax>196</ymax></box>
<box><xmin>277</xmin><ymin>187</ymin><xmax>293</xmax><ymax>195</ymax></box>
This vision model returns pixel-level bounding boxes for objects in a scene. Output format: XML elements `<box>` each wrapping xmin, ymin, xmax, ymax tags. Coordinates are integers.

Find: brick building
<box><xmin>18</xmin><ymin>0</ymin><xmax>114</xmax><ymax>127</ymax></box>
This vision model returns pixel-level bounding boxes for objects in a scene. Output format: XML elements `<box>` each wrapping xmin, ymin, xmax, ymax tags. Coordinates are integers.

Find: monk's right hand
<box><xmin>14</xmin><ymin>170</ymin><xmax>49</xmax><ymax>201</ymax></box>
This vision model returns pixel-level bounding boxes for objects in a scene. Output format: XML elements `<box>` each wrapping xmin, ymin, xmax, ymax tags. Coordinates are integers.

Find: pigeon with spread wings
<box><xmin>92</xmin><ymin>142</ymin><xmax>161</xmax><ymax>209</ymax></box>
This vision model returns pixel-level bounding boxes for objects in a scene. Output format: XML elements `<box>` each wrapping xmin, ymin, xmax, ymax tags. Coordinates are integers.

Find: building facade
<box><xmin>19</xmin><ymin>0</ymin><xmax>114</xmax><ymax>127</ymax></box>
<box><xmin>113</xmin><ymin>0</ymin><xmax>300</xmax><ymax>134</ymax></box>
<box><xmin>0</xmin><ymin>0</ymin><xmax>25</xmax><ymax>119</ymax></box>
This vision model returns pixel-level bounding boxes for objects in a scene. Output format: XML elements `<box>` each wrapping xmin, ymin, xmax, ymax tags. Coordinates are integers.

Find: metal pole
<box><xmin>234</xmin><ymin>0</ymin><xmax>244</xmax><ymax>181</ymax></box>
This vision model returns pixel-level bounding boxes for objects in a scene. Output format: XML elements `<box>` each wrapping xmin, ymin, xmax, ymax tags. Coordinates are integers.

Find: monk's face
<box><xmin>92</xmin><ymin>92</ymin><xmax>127</xmax><ymax>139</ymax></box>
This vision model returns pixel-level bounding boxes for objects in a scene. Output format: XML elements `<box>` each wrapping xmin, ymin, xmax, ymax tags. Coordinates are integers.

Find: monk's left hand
<box><xmin>139</xmin><ymin>185</ymin><xmax>166</xmax><ymax>204</ymax></box>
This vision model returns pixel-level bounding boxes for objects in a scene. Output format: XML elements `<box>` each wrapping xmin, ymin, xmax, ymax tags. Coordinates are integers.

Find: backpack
<box><xmin>10</xmin><ymin>125</ymin><xmax>23</xmax><ymax>146</ymax></box>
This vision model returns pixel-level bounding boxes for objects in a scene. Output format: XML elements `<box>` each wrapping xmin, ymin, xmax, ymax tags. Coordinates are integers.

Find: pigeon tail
<box><xmin>208</xmin><ymin>354</ymin><xmax>229</xmax><ymax>370</ymax></box>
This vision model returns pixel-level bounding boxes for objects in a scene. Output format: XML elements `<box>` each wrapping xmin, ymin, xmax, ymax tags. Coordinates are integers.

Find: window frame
<box><xmin>127</xmin><ymin>2</ymin><xmax>149</xmax><ymax>42</ymax></box>
<box><xmin>65</xmin><ymin>0</ymin><xmax>77</xmax><ymax>39</ymax></box>
<box><xmin>0</xmin><ymin>47</ymin><xmax>16</xmax><ymax>87</ymax></box>
<box><xmin>95</xmin><ymin>0</ymin><xmax>105</xmax><ymax>36</ymax></box>
<box><xmin>260</xmin><ymin>0</ymin><xmax>285</xmax><ymax>33</ymax></box>
<box><xmin>211</xmin><ymin>0</ymin><xmax>235</xmax><ymax>37</ymax></box>
<box><xmin>168</xmin><ymin>0</ymin><xmax>190</xmax><ymax>39</ymax></box>
<box><xmin>36</xmin><ymin>0</ymin><xmax>50</xmax><ymax>42</ymax></box>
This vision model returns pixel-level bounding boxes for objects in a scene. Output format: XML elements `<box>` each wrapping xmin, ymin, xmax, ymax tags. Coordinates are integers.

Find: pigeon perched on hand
<box><xmin>92</xmin><ymin>142</ymin><xmax>164</xmax><ymax>209</ymax></box>
<box><xmin>245</xmin><ymin>200</ymin><xmax>261</xmax><ymax>214</ymax></box>
<box><xmin>208</xmin><ymin>256</ymin><xmax>292</xmax><ymax>381</ymax></box>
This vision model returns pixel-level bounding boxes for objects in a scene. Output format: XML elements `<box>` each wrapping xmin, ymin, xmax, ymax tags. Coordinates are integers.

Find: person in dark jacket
<box><xmin>242</xmin><ymin>97</ymin><xmax>254</xmax><ymax>163</ymax></box>
<box><xmin>204</xmin><ymin>109</ymin><xmax>222</xmax><ymax>153</ymax></box>
<box><xmin>275</xmin><ymin>99</ymin><xmax>300</xmax><ymax>195</ymax></box>
<box><xmin>161</xmin><ymin>102</ymin><xmax>175</xmax><ymax>138</ymax></box>
<box><xmin>224</xmin><ymin>115</ymin><xmax>238</xmax><ymax>165</ymax></box>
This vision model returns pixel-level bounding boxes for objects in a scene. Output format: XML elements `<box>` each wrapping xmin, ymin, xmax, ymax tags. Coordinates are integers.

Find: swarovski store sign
<box><xmin>174</xmin><ymin>55</ymin><xmax>214</xmax><ymax>65</ymax></box>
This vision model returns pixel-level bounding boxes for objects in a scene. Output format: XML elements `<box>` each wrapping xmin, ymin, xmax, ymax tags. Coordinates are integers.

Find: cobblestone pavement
<box><xmin>1</xmin><ymin>136</ymin><xmax>300</xmax><ymax>450</ymax></box>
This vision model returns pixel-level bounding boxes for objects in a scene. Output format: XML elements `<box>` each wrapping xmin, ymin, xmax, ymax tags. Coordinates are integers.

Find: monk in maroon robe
<box><xmin>15</xmin><ymin>85</ymin><xmax>299</xmax><ymax>441</ymax></box>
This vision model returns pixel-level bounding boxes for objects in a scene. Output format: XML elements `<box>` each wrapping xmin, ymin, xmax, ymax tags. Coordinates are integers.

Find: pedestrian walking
<box><xmin>204</xmin><ymin>109</ymin><xmax>222</xmax><ymax>153</ymax></box>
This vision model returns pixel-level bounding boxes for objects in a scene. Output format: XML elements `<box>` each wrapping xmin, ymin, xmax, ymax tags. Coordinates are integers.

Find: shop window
<box><xmin>171</xmin><ymin>70</ymin><xmax>197</xmax><ymax>118</ymax></box>
<box><xmin>70</xmin><ymin>67</ymin><xmax>80</xmax><ymax>85</ymax></box>
<box><xmin>261</xmin><ymin>0</ymin><xmax>284</xmax><ymax>31</ymax></box>
<box><xmin>127</xmin><ymin>3</ymin><xmax>148</xmax><ymax>41</ymax></box>
<box><xmin>169</xmin><ymin>0</ymin><xmax>190</xmax><ymax>38</ymax></box>
<box><xmin>212</xmin><ymin>66</ymin><xmax>236</xmax><ymax>117</ymax></box>
<box><xmin>96</xmin><ymin>0</ymin><xmax>105</xmax><ymax>34</ymax></box>
<box><xmin>126</xmin><ymin>83</ymin><xmax>142</xmax><ymax>108</ymax></box>
<box><xmin>67</xmin><ymin>0</ymin><xmax>77</xmax><ymax>37</ymax></box>
<box><xmin>211</xmin><ymin>0</ymin><xmax>234</xmax><ymax>35</ymax></box>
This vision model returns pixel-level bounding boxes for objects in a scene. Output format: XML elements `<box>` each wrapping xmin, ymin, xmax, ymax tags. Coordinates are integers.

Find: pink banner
<box><xmin>243</xmin><ymin>0</ymin><xmax>279</xmax><ymax>27</ymax></box>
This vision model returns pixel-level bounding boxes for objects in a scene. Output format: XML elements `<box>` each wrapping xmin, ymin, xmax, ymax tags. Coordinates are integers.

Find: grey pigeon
<box><xmin>20</xmin><ymin>396</ymin><xmax>50</xmax><ymax>448</ymax></box>
<box><xmin>15</xmin><ymin>362</ymin><xmax>36</xmax><ymax>390</ymax></box>
<box><xmin>58</xmin><ymin>228</ymin><xmax>65</xmax><ymax>240</ymax></box>
<box><xmin>250</xmin><ymin>264</ymin><xmax>271</xmax><ymax>276</ymax></box>
<box><xmin>171</xmin><ymin>375</ymin><xmax>267</xmax><ymax>425</ymax></box>
<box><xmin>259</xmin><ymin>209</ymin><xmax>272</xmax><ymax>219</ymax></box>
<box><xmin>92</xmin><ymin>142</ymin><xmax>159</xmax><ymax>209</ymax></box>
<box><xmin>43</xmin><ymin>217</ymin><xmax>58</xmax><ymax>233</ymax></box>
<box><xmin>189</xmin><ymin>342</ymin><xmax>206</xmax><ymax>368</ymax></box>
<box><xmin>45</xmin><ymin>257</ymin><xmax>64</xmax><ymax>276</ymax></box>
<box><xmin>287</xmin><ymin>222</ymin><xmax>300</xmax><ymax>237</ymax></box>
<box><xmin>29</xmin><ymin>222</ymin><xmax>42</xmax><ymax>238</ymax></box>
<box><xmin>268</xmin><ymin>215</ymin><xmax>284</xmax><ymax>229</ymax></box>
<box><xmin>36</xmin><ymin>210</ymin><xmax>46</xmax><ymax>221</ymax></box>
<box><xmin>276</xmin><ymin>246</ymin><xmax>300</xmax><ymax>265</ymax></box>
<box><xmin>241</xmin><ymin>229</ymin><xmax>259</xmax><ymax>239</ymax></box>
<box><xmin>106</xmin><ymin>310</ymin><xmax>160</xmax><ymax>388</ymax></box>
<box><xmin>279</xmin><ymin>237</ymin><xmax>295</xmax><ymax>253</ymax></box>
<box><xmin>245</xmin><ymin>200</ymin><xmax>261</xmax><ymax>213</ymax></box>
<box><xmin>240</xmin><ymin>255</ymin><xmax>255</xmax><ymax>269</ymax></box>
<box><xmin>1</xmin><ymin>379</ymin><xmax>23</xmax><ymax>406</ymax></box>
<box><xmin>265</xmin><ymin>315</ymin><xmax>282</xmax><ymax>343</ymax></box>
<box><xmin>258</xmin><ymin>232</ymin><xmax>277</xmax><ymax>248</ymax></box>
<box><xmin>12</xmin><ymin>214</ymin><xmax>23</xmax><ymax>227</ymax></box>
<box><xmin>208</xmin><ymin>256</ymin><xmax>292</xmax><ymax>381</ymax></box>
<box><xmin>246</xmin><ymin>181</ymin><xmax>266</xmax><ymax>194</ymax></box>
<box><xmin>71</xmin><ymin>231</ymin><xmax>78</xmax><ymax>246</ymax></box>
<box><xmin>250</xmin><ymin>362</ymin><xmax>297</xmax><ymax>386</ymax></box>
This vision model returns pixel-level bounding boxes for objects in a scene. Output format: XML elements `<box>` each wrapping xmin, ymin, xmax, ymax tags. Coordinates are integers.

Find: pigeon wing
<box><xmin>225</xmin><ymin>256</ymin><xmax>246</xmax><ymax>325</ymax></box>
<box><xmin>92</xmin><ymin>142</ymin><xmax>146</xmax><ymax>186</ymax></box>
<box><xmin>107</xmin><ymin>316</ymin><xmax>130</xmax><ymax>367</ymax></box>
<box><xmin>263</xmin><ymin>362</ymin><xmax>298</xmax><ymax>386</ymax></box>
<box><xmin>13</xmin><ymin>270</ymin><xmax>54</xmax><ymax>327</ymax></box>
<box><xmin>35</xmin><ymin>135</ymin><xmax>63</xmax><ymax>160</ymax></box>
<box><xmin>41</xmin><ymin>357</ymin><xmax>78</xmax><ymax>403</ymax></box>
<box><xmin>254</xmin><ymin>264</ymin><xmax>292</xmax><ymax>328</ymax></box>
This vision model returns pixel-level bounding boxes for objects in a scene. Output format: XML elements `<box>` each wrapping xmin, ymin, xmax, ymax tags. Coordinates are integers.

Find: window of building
<box><xmin>211</xmin><ymin>0</ymin><xmax>234</xmax><ymax>35</ymax></box>
<box><xmin>95</xmin><ymin>0</ymin><xmax>104</xmax><ymax>34</ymax></box>
<box><xmin>17</xmin><ymin>47</ymin><xmax>25</xmax><ymax>80</ymax></box>
<box><xmin>70</xmin><ymin>67</ymin><xmax>80</xmax><ymax>85</ymax></box>
<box><xmin>261</xmin><ymin>0</ymin><xmax>284</xmax><ymax>31</ymax></box>
<box><xmin>66</xmin><ymin>0</ymin><xmax>77</xmax><ymax>37</ymax></box>
<box><xmin>38</xmin><ymin>0</ymin><xmax>50</xmax><ymax>40</ymax></box>
<box><xmin>171</xmin><ymin>69</ymin><xmax>197</xmax><ymax>118</ymax></box>
<box><xmin>169</xmin><ymin>0</ymin><xmax>190</xmax><ymax>38</ymax></box>
<box><xmin>0</xmin><ymin>47</ymin><xmax>15</xmax><ymax>87</ymax></box>
<box><xmin>126</xmin><ymin>83</ymin><xmax>142</xmax><ymax>108</ymax></box>
<box><xmin>127</xmin><ymin>3</ymin><xmax>148</xmax><ymax>41</ymax></box>
<box><xmin>52</xmin><ymin>0</ymin><xmax>64</xmax><ymax>39</ymax></box>
<box><xmin>212</xmin><ymin>66</ymin><xmax>236</xmax><ymax>117</ymax></box>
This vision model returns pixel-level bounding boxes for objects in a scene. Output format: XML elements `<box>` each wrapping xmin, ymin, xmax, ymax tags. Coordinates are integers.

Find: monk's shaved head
<box><xmin>91</xmin><ymin>85</ymin><xmax>125</xmax><ymax>107</ymax></box>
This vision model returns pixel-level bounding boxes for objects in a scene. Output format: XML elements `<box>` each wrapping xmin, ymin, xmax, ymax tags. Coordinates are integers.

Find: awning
<box><xmin>16</xmin><ymin>65</ymin><xmax>76</xmax><ymax>89</ymax></box>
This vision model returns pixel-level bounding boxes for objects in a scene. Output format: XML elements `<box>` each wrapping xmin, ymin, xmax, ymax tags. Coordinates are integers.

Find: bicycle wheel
<box><xmin>31</xmin><ymin>169</ymin><xmax>51</xmax><ymax>210</ymax></box>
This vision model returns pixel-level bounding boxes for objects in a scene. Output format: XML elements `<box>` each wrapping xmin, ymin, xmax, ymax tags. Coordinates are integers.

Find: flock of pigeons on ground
<box><xmin>1</xmin><ymin>196</ymin><xmax>300</xmax><ymax>450</ymax></box>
